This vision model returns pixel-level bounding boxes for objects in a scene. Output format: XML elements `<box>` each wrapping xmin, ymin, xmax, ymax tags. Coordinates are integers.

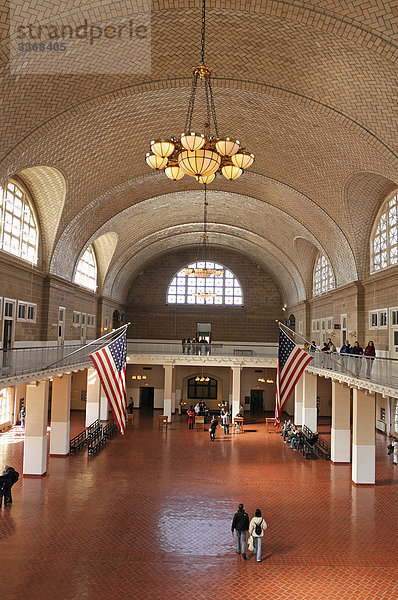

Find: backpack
<box><xmin>255</xmin><ymin>519</ymin><xmax>263</xmax><ymax>535</ymax></box>
<box><xmin>9</xmin><ymin>469</ymin><xmax>19</xmax><ymax>484</ymax></box>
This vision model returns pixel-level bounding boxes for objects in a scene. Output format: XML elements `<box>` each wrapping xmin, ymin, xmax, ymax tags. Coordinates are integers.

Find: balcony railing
<box><xmin>308</xmin><ymin>350</ymin><xmax>398</xmax><ymax>390</ymax></box>
<box><xmin>0</xmin><ymin>341</ymin><xmax>397</xmax><ymax>392</ymax></box>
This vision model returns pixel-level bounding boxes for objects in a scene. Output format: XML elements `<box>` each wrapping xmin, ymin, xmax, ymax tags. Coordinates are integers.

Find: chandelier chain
<box><xmin>207</xmin><ymin>78</ymin><xmax>219</xmax><ymax>137</ymax></box>
<box><xmin>185</xmin><ymin>73</ymin><xmax>199</xmax><ymax>132</ymax></box>
<box><xmin>201</xmin><ymin>0</ymin><xmax>206</xmax><ymax>65</ymax></box>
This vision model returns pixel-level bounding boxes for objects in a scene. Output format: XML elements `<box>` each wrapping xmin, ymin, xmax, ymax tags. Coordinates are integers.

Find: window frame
<box><xmin>74</xmin><ymin>245</ymin><xmax>98</xmax><ymax>292</ymax></box>
<box><xmin>371</xmin><ymin>192</ymin><xmax>398</xmax><ymax>274</ymax></box>
<box><xmin>312</xmin><ymin>252</ymin><xmax>335</xmax><ymax>297</ymax></box>
<box><xmin>166</xmin><ymin>262</ymin><xmax>244</xmax><ymax>307</ymax></box>
<box><xmin>0</xmin><ymin>179</ymin><xmax>39</xmax><ymax>265</ymax></box>
<box><xmin>17</xmin><ymin>301</ymin><xmax>27</xmax><ymax>322</ymax></box>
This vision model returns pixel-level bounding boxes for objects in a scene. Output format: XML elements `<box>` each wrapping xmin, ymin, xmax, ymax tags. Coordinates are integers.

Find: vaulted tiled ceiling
<box><xmin>1</xmin><ymin>1</ymin><xmax>397</xmax><ymax>303</ymax></box>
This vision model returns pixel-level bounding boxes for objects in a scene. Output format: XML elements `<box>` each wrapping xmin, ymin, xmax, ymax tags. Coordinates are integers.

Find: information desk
<box><xmin>233</xmin><ymin>417</ymin><xmax>244</xmax><ymax>433</ymax></box>
<box><xmin>266</xmin><ymin>418</ymin><xmax>281</xmax><ymax>433</ymax></box>
<box><xmin>195</xmin><ymin>416</ymin><xmax>205</xmax><ymax>430</ymax></box>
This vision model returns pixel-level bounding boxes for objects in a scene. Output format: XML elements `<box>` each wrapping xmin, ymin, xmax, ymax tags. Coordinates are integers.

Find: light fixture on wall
<box><xmin>145</xmin><ymin>0</ymin><xmax>254</xmax><ymax>183</ymax></box>
<box><xmin>257</xmin><ymin>377</ymin><xmax>274</xmax><ymax>384</ymax></box>
<box><xmin>131</xmin><ymin>374</ymin><xmax>147</xmax><ymax>380</ymax></box>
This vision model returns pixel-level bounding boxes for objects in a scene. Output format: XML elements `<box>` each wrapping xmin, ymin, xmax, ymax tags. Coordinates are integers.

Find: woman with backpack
<box><xmin>249</xmin><ymin>508</ymin><xmax>267</xmax><ymax>562</ymax></box>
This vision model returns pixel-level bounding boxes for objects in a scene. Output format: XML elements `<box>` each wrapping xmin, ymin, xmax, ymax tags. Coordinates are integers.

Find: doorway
<box><xmin>3</xmin><ymin>299</ymin><xmax>15</xmax><ymax>368</ymax></box>
<box><xmin>250</xmin><ymin>389</ymin><xmax>264</xmax><ymax>412</ymax></box>
<box><xmin>140</xmin><ymin>386</ymin><xmax>154</xmax><ymax>409</ymax></box>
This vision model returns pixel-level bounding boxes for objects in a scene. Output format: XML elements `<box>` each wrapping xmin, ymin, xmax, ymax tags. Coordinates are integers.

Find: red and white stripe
<box><xmin>276</xmin><ymin>347</ymin><xmax>313</xmax><ymax>424</ymax></box>
<box><xmin>90</xmin><ymin>346</ymin><xmax>127</xmax><ymax>434</ymax></box>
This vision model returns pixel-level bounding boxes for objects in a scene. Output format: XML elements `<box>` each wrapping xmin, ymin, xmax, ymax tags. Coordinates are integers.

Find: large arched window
<box><xmin>167</xmin><ymin>262</ymin><xmax>243</xmax><ymax>305</ymax></box>
<box><xmin>0</xmin><ymin>180</ymin><xmax>38</xmax><ymax>264</ymax></box>
<box><xmin>371</xmin><ymin>193</ymin><xmax>398</xmax><ymax>272</ymax></box>
<box><xmin>313</xmin><ymin>253</ymin><xmax>335</xmax><ymax>296</ymax></box>
<box><xmin>74</xmin><ymin>245</ymin><xmax>97</xmax><ymax>292</ymax></box>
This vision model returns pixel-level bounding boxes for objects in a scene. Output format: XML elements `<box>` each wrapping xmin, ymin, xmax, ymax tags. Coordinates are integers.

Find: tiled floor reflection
<box><xmin>0</xmin><ymin>411</ymin><xmax>397</xmax><ymax>599</ymax></box>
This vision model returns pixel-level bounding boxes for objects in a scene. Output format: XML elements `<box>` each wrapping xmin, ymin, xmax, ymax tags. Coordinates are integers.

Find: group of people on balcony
<box><xmin>182</xmin><ymin>337</ymin><xmax>211</xmax><ymax>355</ymax></box>
<box><xmin>309</xmin><ymin>338</ymin><xmax>376</xmax><ymax>378</ymax></box>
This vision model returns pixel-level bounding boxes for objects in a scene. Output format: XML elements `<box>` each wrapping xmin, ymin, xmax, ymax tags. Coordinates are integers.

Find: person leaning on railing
<box><xmin>364</xmin><ymin>341</ymin><xmax>376</xmax><ymax>378</ymax></box>
<box><xmin>350</xmin><ymin>341</ymin><xmax>363</xmax><ymax>377</ymax></box>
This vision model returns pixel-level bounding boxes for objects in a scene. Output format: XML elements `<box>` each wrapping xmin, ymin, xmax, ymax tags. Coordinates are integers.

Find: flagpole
<box><xmin>44</xmin><ymin>322</ymin><xmax>131</xmax><ymax>370</ymax></box>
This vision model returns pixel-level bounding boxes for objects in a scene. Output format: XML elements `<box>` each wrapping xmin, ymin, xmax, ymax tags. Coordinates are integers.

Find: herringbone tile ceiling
<box><xmin>1</xmin><ymin>1</ymin><xmax>397</xmax><ymax>302</ymax></box>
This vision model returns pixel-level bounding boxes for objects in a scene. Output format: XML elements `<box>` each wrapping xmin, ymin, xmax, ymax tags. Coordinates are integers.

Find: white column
<box><xmin>294</xmin><ymin>376</ymin><xmax>304</xmax><ymax>425</ymax></box>
<box><xmin>386</xmin><ymin>396</ymin><xmax>391</xmax><ymax>436</ymax></box>
<box><xmin>331</xmin><ymin>380</ymin><xmax>351</xmax><ymax>463</ymax></box>
<box><xmin>231</xmin><ymin>366</ymin><xmax>241</xmax><ymax>419</ymax></box>
<box><xmin>302</xmin><ymin>371</ymin><xmax>317</xmax><ymax>432</ymax></box>
<box><xmin>50</xmin><ymin>374</ymin><xmax>71</xmax><ymax>455</ymax></box>
<box><xmin>352</xmin><ymin>389</ymin><xmax>375</xmax><ymax>485</ymax></box>
<box><xmin>23</xmin><ymin>380</ymin><xmax>49</xmax><ymax>476</ymax></box>
<box><xmin>163</xmin><ymin>364</ymin><xmax>173</xmax><ymax>422</ymax></box>
<box><xmin>176</xmin><ymin>388</ymin><xmax>182</xmax><ymax>414</ymax></box>
<box><xmin>100</xmin><ymin>386</ymin><xmax>109</xmax><ymax>421</ymax></box>
<box><xmin>85</xmin><ymin>367</ymin><xmax>101</xmax><ymax>427</ymax></box>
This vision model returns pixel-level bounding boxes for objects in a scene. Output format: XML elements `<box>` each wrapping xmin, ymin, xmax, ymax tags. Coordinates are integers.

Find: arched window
<box><xmin>167</xmin><ymin>262</ymin><xmax>243</xmax><ymax>305</ymax></box>
<box><xmin>0</xmin><ymin>180</ymin><xmax>38</xmax><ymax>264</ymax></box>
<box><xmin>74</xmin><ymin>245</ymin><xmax>97</xmax><ymax>292</ymax></box>
<box><xmin>188</xmin><ymin>376</ymin><xmax>218</xmax><ymax>400</ymax></box>
<box><xmin>313</xmin><ymin>253</ymin><xmax>335</xmax><ymax>296</ymax></box>
<box><xmin>371</xmin><ymin>193</ymin><xmax>398</xmax><ymax>272</ymax></box>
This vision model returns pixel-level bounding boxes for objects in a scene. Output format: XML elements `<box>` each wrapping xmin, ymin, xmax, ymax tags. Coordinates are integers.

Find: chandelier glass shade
<box><xmin>145</xmin><ymin>0</ymin><xmax>254</xmax><ymax>184</ymax></box>
<box><xmin>195</xmin><ymin>375</ymin><xmax>210</xmax><ymax>382</ymax></box>
<box><xmin>165</xmin><ymin>163</ymin><xmax>185</xmax><ymax>180</ymax></box>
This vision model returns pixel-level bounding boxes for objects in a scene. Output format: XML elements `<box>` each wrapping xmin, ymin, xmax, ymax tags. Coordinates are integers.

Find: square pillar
<box><xmin>171</xmin><ymin>366</ymin><xmax>176</xmax><ymax>414</ymax></box>
<box><xmin>50</xmin><ymin>374</ymin><xmax>71</xmax><ymax>456</ymax></box>
<box><xmin>352</xmin><ymin>389</ymin><xmax>375</xmax><ymax>485</ymax></box>
<box><xmin>23</xmin><ymin>380</ymin><xmax>49</xmax><ymax>476</ymax></box>
<box><xmin>85</xmin><ymin>367</ymin><xmax>101</xmax><ymax>427</ymax></box>
<box><xmin>163</xmin><ymin>365</ymin><xmax>173</xmax><ymax>422</ymax></box>
<box><xmin>100</xmin><ymin>386</ymin><xmax>109</xmax><ymax>421</ymax></box>
<box><xmin>331</xmin><ymin>381</ymin><xmax>351</xmax><ymax>463</ymax></box>
<box><xmin>294</xmin><ymin>376</ymin><xmax>304</xmax><ymax>426</ymax></box>
<box><xmin>303</xmin><ymin>371</ymin><xmax>317</xmax><ymax>432</ymax></box>
<box><xmin>231</xmin><ymin>366</ymin><xmax>241</xmax><ymax>419</ymax></box>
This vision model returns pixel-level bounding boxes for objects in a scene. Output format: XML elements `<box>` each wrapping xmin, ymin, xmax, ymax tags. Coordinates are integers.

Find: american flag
<box><xmin>275</xmin><ymin>328</ymin><xmax>313</xmax><ymax>424</ymax></box>
<box><xmin>90</xmin><ymin>330</ymin><xmax>127</xmax><ymax>435</ymax></box>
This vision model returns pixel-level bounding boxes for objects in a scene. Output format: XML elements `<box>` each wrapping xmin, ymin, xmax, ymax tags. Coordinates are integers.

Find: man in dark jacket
<box><xmin>2</xmin><ymin>465</ymin><xmax>19</xmax><ymax>505</ymax></box>
<box><xmin>231</xmin><ymin>503</ymin><xmax>250</xmax><ymax>559</ymax></box>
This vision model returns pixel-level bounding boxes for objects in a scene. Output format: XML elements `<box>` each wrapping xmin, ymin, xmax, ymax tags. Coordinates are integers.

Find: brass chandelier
<box><xmin>145</xmin><ymin>0</ymin><xmax>255</xmax><ymax>183</ymax></box>
<box><xmin>187</xmin><ymin>185</ymin><xmax>222</xmax><ymax>285</ymax></box>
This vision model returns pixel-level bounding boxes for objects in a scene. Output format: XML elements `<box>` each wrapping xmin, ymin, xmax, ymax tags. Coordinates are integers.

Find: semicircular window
<box><xmin>167</xmin><ymin>261</ymin><xmax>243</xmax><ymax>305</ymax></box>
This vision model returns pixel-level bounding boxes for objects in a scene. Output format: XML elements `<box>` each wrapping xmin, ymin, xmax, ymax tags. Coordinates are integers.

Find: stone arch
<box><xmin>15</xmin><ymin>165</ymin><xmax>66</xmax><ymax>271</ymax></box>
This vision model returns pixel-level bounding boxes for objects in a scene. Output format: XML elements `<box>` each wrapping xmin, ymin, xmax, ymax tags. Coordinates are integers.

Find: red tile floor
<box><xmin>0</xmin><ymin>411</ymin><xmax>397</xmax><ymax>600</ymax></box>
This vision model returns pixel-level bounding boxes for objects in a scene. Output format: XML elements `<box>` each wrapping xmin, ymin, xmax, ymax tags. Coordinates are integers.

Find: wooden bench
<box><xmin>233</xmin><ymin>417</ymin><xmax>244</xmax><ymax>433</ymax></box>
<box><xmin>313</xmin><ymin>436</ymin><xmax>331</xmax><ymax>460</ymax></box>
<box><xmin>87</xmin><ymin>419</ymin><xmax>101</xmax><ymax>436</ymax></box>
<box><xmin>103</xmin><ymin>421</ymin><xmax>118</xmax><ymax>439</ymax></box>
<box><xmin>195</xmin><ymin>416</ymin><xmax>205</xmax><ymax>431</ymax></box>
<box><xmin>158</xmin><ymin>415</ymin><xmax>168</xmax><ymax>429</ymax></box>
<box><xmin>87</xmin><ymin>427</ymin><xmax>106</xmax><ymax>455</ymax></box>
<box><xmin>266</xmin><ymin>418</ymin><xmax>281</xmax><ymax>433</ymax></box>
<box><xmin>70</xmin><ymin>430</ymin><xmax>87</xmax><ymax>453</ymax></box>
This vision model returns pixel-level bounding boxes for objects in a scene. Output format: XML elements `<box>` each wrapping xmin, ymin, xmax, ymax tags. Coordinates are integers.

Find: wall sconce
<box><xmin>131</xmin><ymin>375</ymin><xmax>147</xmax><ymax>380</ymax></box>
<box><xmin>257</xmin><ymin>377</ymin><xmax>266</xmax><ymax>383</ymax></box>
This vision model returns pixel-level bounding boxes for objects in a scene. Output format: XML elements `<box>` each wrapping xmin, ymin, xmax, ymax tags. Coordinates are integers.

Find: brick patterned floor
<box><xmin>0</xmin><ymin>411</ymin><xmax>397</xmax><ymax>599</ymax></box>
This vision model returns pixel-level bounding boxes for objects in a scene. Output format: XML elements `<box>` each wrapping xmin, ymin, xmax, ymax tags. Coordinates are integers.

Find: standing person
<box><xmin>350</xmin><ymin>341</ymin><xmax>363</xmax><ymax>377</ymax></box>
<box><xmin>2</xmin><ymin>465</ymin><xmax>19</xmax><ymax>505</ymax></box>
<box><xmin>392</xmin><ymin>439</ymin><xmax>398</xmax><ymax>465</ymax></box>
<box><xmin>249</xmin><ymin>508</ymin><xmax>268</xmax><ymax>562</ymax></box>
<box><xmin>194</xmin><ymin>402</ymin><xmax>200</xmax><ymax>417</ymax></box>
<box><xmin>340</xmin><ymin>339</ymin><xmax>351</xmax><ymax>372</ymax></box>
<box><xmin>20</xmin><ymin>406</ymin><xmax>25</xmax><ymax>429</ymax></box>
<box><xmin>364</xmin><ymin>341</ymin><xmax>376</xmax><ymax>378</ymax></box>
<box><xmin>209</xmin><ymin>415</ymin><xmax>218</xmax><ymax>441</ymax></box>
<box><xmin>231</xmin><ymin>503</ymin><xmax>249</xmax><ymax>560</ymax></box>
<box><xmin>222</xmin><ymin>411</ymin><xmax>230</xmax><ymax>435</ymax></box>
<box><xmin>128</xmin><ymin>397</ymin><xmax>134</xmax><ymax>414</ymax></box>
<box><xmin>182</xmin><ymin>338</ymin><xmax>187</xmax><ymax>354</ymax></box>
<box><xmin>187</xmin><ymin>405</ymin><xmax>195</xmax><ymax>430</ymax></box>
<box><xmin>186</xmin><ymin>338</ymin><xmax>192</xmax><ymax>355</ymax></box>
